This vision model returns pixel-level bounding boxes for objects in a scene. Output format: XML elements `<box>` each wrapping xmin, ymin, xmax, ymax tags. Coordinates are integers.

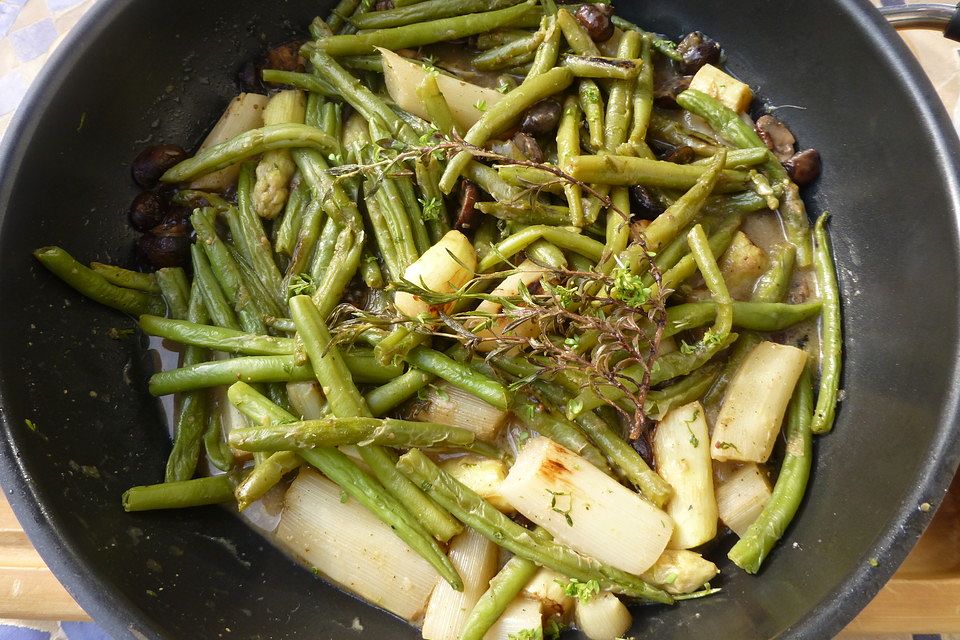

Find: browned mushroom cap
<box><xmin>265</xmin><ymin>40</ymin><xmax>306</xmax><ymax>73</ymax></box>
<box><xmin>131</xmin><ymin>145</ymin><xmax>187</xmax><ymax>189</ymax></box>
<box><xmin>784</xmin><ymin>149</ymin><xmax>821</xmax><ymax>186</ymax></box>
<box><xmin>512</xmin><ymin>132</ymin><xmax>544</xmax><ymax>164</ymax></box>
<box><xmin>756</xmin><ymin>115</ymin><xmax>797</xmax><ymax>162</ymax></box>
<box><xmin>662</xmin><ymin>146</ymin><xmax>697</xmax><ymax>165</ymax></box>
<box><xmin>654</xmin><ymin>75</ymin><xmax>693</xmax><ymax>109</ymax></box>
<box><xmin>574</xmin><ymin>4</ymin><xmax>615</xmax><ymax>42</ymax></box>
<box><xmin>520</xmin><ymin>99</ymin><xmax>563</xmax><ymax>137</ymax></box>
<box><xmin>374</xmin><ymin>0</ymin><xmax>394</xmax><ymax>9</ymax></box>
<box><xmin>676</xmin><ymin>31</ymin><xmax>722</xmax><ymax>75</ymax></box>
<box><xmin>128</xmin><ymin>191</ymin><xmax>166</xmax><ymax>232</ymax></box>
<box><xmin>455</xmin><ymin>181</ymin><xmax>479</xmax><ymax>232</ymax></box>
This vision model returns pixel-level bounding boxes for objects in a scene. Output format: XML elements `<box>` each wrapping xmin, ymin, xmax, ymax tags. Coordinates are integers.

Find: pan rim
<box><xmin>0</xmin><ymin>0</ymin><xmax>958</xmax><ymax>638</ymax></box>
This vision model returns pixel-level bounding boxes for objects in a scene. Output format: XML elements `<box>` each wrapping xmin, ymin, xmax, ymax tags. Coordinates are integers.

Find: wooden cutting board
<box><xmin>1</xmin><ymin>474</ymin><xmax>958</xmax><ymax>630</ymax></box>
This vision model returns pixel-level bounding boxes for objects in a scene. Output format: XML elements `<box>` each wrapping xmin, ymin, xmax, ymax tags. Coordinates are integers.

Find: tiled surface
<box><xmin>0</xmin><ymin>0</ymin><xmax>957</xmax><ymax>638</ymax></box>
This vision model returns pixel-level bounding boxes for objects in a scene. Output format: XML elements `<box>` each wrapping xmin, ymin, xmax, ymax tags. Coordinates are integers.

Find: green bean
<box><xmin>261</xmin><ymin>69</ymin><xmax>336</xmax><ymax>96</ymax></box>
<box><xmin>312</xmin><ymin>223</ymin><xmax>365</xmax><ymax>319</ymax></box>
<box><xmin>307</xmin><ymin>216</ymin><xmax>342</xmax><ymax>284</ymax></box>
<box><xmin>235</xmin><ymin>450</ymin><xmax>300</xmax><ymax>511</ymax></box>
<box><xmin>474</xmin><ymin>30</ymin><xmax>545</xmax><ymax>71</ymax></box>
<box><xmin>148</xmin><ymin>352</ymin><xmax>401</xmax><ymax>395</ymax></box>
<box><xmin>170</xmin><ymin>189</ymin><xmax>233</xmax><ymax>211</ymax></box>
<box><xmin>729</xmin><ymin>366</ymin><xmax>813</xmax><ymax>572</ymax></box>
<box><xmin>203</xmin><ymin>409</ymin><xmax>235</xmax><ymax>472</ymax></box>
<box><xmin>478</xmin><ymin>225</ymin><xmax>605</xmax><ymax>272</ymax></box>
<box><xmin>561</xmin><ymin>54</ymin><xmax>641</xmax><ymax>80</ymax></box>
<box><xmin>811</xmin><ymin>214</ymin><xmax>842</xmax><ymax>434</ymax></box>
<box><xmin>160</xmin><ymin>124</ymin><xmax>337</xmax><ymax>184</ymax></box>
<box><xmin>33</xmin><ymin>247</ymin><xmax>165</xmax><ymax>316</ymax></box>
<box><xmin>190</xmin><ymin>245</ymin><xmax>240</xmax><ymax>330</ymax></box>
<box><xmin>643</xmin><ymin>150</ymin><xmax>727</xmax><ymax>253</ymax></box>
<box><xmin>365</xmin><ymin>369</ymin><xmax>434</xmax><ymax>415</ymax></box>
<box><xmin>154</xmin><ymin>267</ymin><xmax>190</xmax><ymax>319</ymax></box>
<box><xmin>627</xmin><ymin>34</ymin><xmax>654</xmax><ymax>146</ymax></box>
<box><xmin>754</xmin><ymin>243</ymin><xmax>798</xmax><ymax>304</ymax></box>
<box><xmin>316</xmin><ymin>2</ymin><xmax>537</xmax><ymax>55</ymax></box>
<box><xmin>275</xmin><ymin>179</ymin><xmax>308</xmax><ymax>257</ymax></box>
<box><xmin>234</xmin><ymin>164</ymin><xmax>285</xmax><ymax>307</ymax></box>
<box><xmin>646</xmin><ymin>363</ymin><xmax>722</xmax><ymax>418</ymax></box>
<box><xmin>475</xmin><ymin>201</ymin><xmax>570</xmax><ymax>226</ymax></box>
<box><xmin>327</xmin><ymin>0</ymin><xmax>361</xmax><ymax>31</ymax></box>
<box><xmin>465</xmin><ymin>161</ymin><xmax>526</xmax><ymax>204</ymax></box>
<box><xmin>339</xmin><ymin>55</ymin><xmax>384</xmax><ymax>73</ymax></box>
<box><xmin>476</xmin><ymin>29</ymin><xmax>532</xmax><ymax>50</ymax></box>
<box><xmin>191</xmin><ymin>209</ymin><xmax>267</xmax><ymax>334</ymax></box>
<box><xmin>557</xmin><ymin>94</ymin><xmax>585</xmax><ymax>227</ymax></box>
<box><xmin>350</xmin><ymin>0</ymin><xmax>525</xmax><ymax>30</ymax></box>
<box><xmin>526</xmin><ymin>239</ymin><xmax>568</xmax><ymax>270</ymax></box>
<box><xmin>601</xmin><ymin>187</ymin><xmax>631</xmax><ymax>272</ymax></box>
<box><xmin>691</xmin><ymin>147</ymin><xmax>769</xmax><ymax>169</ymax></box>
<box><xmin>223</xmin><ymin>227</ymin><xmax>286</xmax><ymax>322</ymax></box>
<box><xmin>781</xmin><ymin>180</ymin><xmax>813</xmax><ymax>267</ymax></box>
<box><xmin>139</xmin><ymin>316</ymin><xmax>294</xmax><ymax>355</ymax></box>
<box><xmin>604</xmin><ymin>31</ymin><xmax>642</xmax><ymax>151</ymax></box>
<box><xmin>687</xmin><ymin>223</ymin><xmax>733</xmax><ymax>337</ymax></box>
<box><xmin>567</xmin><ymin>154</ymin><xmax>746</xmax><ymax>192</ymax></box>
<box><xmin>165</xmin><ymin>279</ymin><xmax>210</xmax><ymax>483</ymax></box>
<box><xmin>289</xmin><ymin>296</ymin><xmax>465</xmax><ymax>544</ymax></box>
<box><xmin>440</xmin><ymin>67</ymin><xmax>575</xmax><ymax>193</ymax></box>
<box><xmin>556</xmin><ymin>7</ymin><xmax>601</xmax><ymax>56</ymax></box>
<box><xmin>122</xmin><ymin>474</ymin><xmax>237</xmax><ymax>513</ymax></box>
<box><xmin>578</xmin><ymin>79</ymin><xmax>605</xmax><ymax>151</ymax></box>
<box><xmin>406</xmin><ymin>346</ymin><xmax>510</xmax><ymax>410</ymax></box>
<box><xmin>396</xmin><ymin>449</ymin><xmax>673</xmax><ymax>603</ymax></box>
<box><xmin>459</xmin><ymin>555</ymin><xmax>539</xmax><ymax>640</ymax></box>
<box><xmin>496</xmin><ymin>165</ymin><xmax>564</xmax><ymax>194</ymax></box>
<box><xmin>360</xmin><ymin>250</ymin><xmax>385</xmax><ymax>289</ymax></box>
<box><xmin>228</xmin><ymin>414</ymin><xmax>496</xmax><ymax>456</ymax></box>
<box><xmin>90</xmin><ymin>262</ymin><xmax>159</xmax><ymax>293</ymax></box>
<box><xmin>513</xmin><ymin>400</ymin><xmax>610</xmax><ymax>472</ymax></box>
<box><xmin>663</xmin><ymin>301</ymin><xmax>822</xmax><ymax>338</ymax></box>
<box><xmin>365</xmin><ymin>195</ymin><xmax>404</xmax><ymax>280</ymax></box>
<box><xmin>527</xmin><ymin>15</ymin><xmax>561</xmax><ymax>78</ymax></box>
<box><xmin>675</xmin><ymin>89</ymin><xmax>766</xmax><ymax>150</ymax></box>
<box><xmin>416</xmin><ymin>73</ymin><xmax>458</xmax><ymax>135</ymax></box>
<box><xmin>647</xmin><ymin>112</ymin><xmax>721</xmax><ymax>157</ymax></box>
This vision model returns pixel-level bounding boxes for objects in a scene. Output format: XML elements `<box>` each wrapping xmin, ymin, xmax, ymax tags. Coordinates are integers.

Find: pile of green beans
<box><xmin>31</xmin><ymin>0</ymin><xmax>844</xmax><ymax>633</ymax></box>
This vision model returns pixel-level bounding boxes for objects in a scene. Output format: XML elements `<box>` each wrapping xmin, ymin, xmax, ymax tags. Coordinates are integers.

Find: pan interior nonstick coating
<box><xmin>0</xmin><ymin>1</ymin><xmax>959</xmax><ymax>638</ymax></box>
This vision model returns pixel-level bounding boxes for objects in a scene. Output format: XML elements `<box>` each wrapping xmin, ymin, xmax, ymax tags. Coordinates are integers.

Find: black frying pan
<box><xmin>1</xmin><ymin>1</ymin><xmax>959</xmax><ymax>638</ymax></box>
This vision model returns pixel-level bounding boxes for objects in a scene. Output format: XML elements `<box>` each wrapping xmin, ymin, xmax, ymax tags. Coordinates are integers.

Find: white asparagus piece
<box><xmin>190</xmin><ymin>93</ymin><xmax>269</xmax><ymax>191</ymax></box>
<box><xmin>286</xmin><ymin>381</ymin><xmax>325</xmax><ymax>419</ymax></box>
<box><xmin>641</xmin><ymin>549</ymin><xmax>719</xmax><ymax>595</ymax></box>
<box><xmin>440</xmin><ymin>455</ymin><xmax>514</xmax><ymax>513</ymax></box>
<box><xmin>412</xmin><ymin>384</ymin><xmax>509</xmax><ymax>441</ymax></box>
<box><xmin>380</xmin><ymin>47</ymin><xmax>506</xmax><ymax>132</ymax></box>
<box><xmin>394</xmin><ymin>230</ymin><xmax>477</xmax><ymax>319</ymax></box>
<box><xmin>654</xmin><ymin>402</ymin><xmax>718</xmax><ymax>549</ymax></box>
<box><xmin>473</xmin><ymin>259</ymin><xmax>545</xmax><ymax>352</ymax></box>
<box><xmin>715</xmin><ymin>463</ymin><xmax>772</xmax><ymax>536</ymax></box>
<box><xmin>499</xmin><ymin>436</ymin><xmax>673</xmax><ymax>575</ymax></box>
<box><xmin>574</xmin><ymin>592</ymin><xmax>632</xmax><ymax>640</ymax></box>
<box><xmin>688</xmin><ymin>63</ymin><xmax>754</xmax><ymax>113</ymax></box>
<box><xmin>521</xmin><ymin>568</ymin><xmax>575</xmax><ymax>618</ymax></box>
<box><xmin>711</xmin><ymin>341</ymin><xmax>808</xmax><ymax>462</ymax></box>
<box><xmin>422</xmin><ymin>528</ymin><xmax>499</xmax><ymax>640</ymax></box>
<box><xmin>483</xmin><ymin>596</ymin><xmax>543</xmax><ymax>640</ymax></box>
<box><xmin>277</xmin><ymin>469</ymin><xmax>438</xmax><ymax>621</ymax></box>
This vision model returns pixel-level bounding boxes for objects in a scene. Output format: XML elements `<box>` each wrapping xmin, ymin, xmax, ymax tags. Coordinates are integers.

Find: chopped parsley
<box><xmin>474</xmin><ymin>99</ymin><xmax>487</xmax><ymax>112</ymax></box>
<box><xmin>547</xmin><ymin>489</ymin><xmax>574</xmax><ymax>526</ymax></box>
<box><xmin>561</xmin><ymin>577</ymin><xmax>600</xmax><ymax>602</ymax></box>
<box><xmin>508</xmin><ymin>629</ymin><xmax>542</xmax><ymax>640</ymax></box>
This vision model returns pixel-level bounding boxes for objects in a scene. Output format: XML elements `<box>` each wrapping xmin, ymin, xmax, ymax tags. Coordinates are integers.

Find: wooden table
<box><xmin>1</xmin><ymin>473</ymin><xmax>958</xmax><ymax>632</ymax></box>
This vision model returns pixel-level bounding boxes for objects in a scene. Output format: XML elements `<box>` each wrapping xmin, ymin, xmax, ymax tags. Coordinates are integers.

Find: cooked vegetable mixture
<box><xmin>33</xmin><ymin>0</ymin><xmax>840</xmax><ymax>638</ymax></box>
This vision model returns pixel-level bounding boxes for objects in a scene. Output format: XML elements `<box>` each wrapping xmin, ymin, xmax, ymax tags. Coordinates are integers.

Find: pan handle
<box><xmin>879</xmin><ymin>3</ymin><xmax>960</xmax><ymax>42</ymax></box>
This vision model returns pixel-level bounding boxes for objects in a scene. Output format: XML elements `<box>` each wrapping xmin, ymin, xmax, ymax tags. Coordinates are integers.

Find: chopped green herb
<box><xmin>561</xmin><ymin>577</ymin><xmax>600</xmax><ymax>602</ymax></box>
<box><xmin>474</xmin><ymin>99</ymin><xmax>487</xmax><ymax>112</ymax></box>
<box><xmin>610</xmin><ymin>264</ymin><xmax>652</xmax><ymax>308</ymax></box>
<box><xmin>24</xmin><ymin>419</ymin><xmax>38</xmax><ymax>432</ymax></box>
<box><xmin>508</xmin><ymin>629</ymin><xmax>542</xmax><ymax>640</ymax></box>
<box><xmin>547</xmin><ymin>489</ymin><xmax>573</xmax><ymax>526</ymax></box>
<box><xmin>419</xmin><ymin>196</ymin><xmax>443</xmax><ymax>221</ymax></box>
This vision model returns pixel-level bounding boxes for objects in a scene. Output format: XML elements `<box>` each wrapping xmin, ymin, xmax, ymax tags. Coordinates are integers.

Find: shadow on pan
<box><xmin>0</xmin><ymin>0</ymin><xmax>959</xmax><ymax>638</ymax></box>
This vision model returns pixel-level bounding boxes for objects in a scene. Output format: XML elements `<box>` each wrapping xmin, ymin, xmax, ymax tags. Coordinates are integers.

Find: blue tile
<box><xmin>0</xmin><ymin>623</ymin><xmax>49</xmax><ymax>640</ymax></box>
<box><xmin>61</xmin><ymin>622</ymin><xmax>113</xmax><ymax>640</ymax></box>
<box><xmin>0</xmin><ymin>70</ymin><xmax>28</xmax><ymax>116</ymax></box>
<box><xmin>46</xmin><ymin>0</ymin><xmax>86</xmax><ymax>11</ymax></box>
<box><xmin>10</xmin><ymin>17</ymin><xmax>58</xmax><ymax>63</ymax></box>
<box><xmin>0</xmin><ymin>3</ymin><xmax>20</xmax><ymax>39</ymax></box>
